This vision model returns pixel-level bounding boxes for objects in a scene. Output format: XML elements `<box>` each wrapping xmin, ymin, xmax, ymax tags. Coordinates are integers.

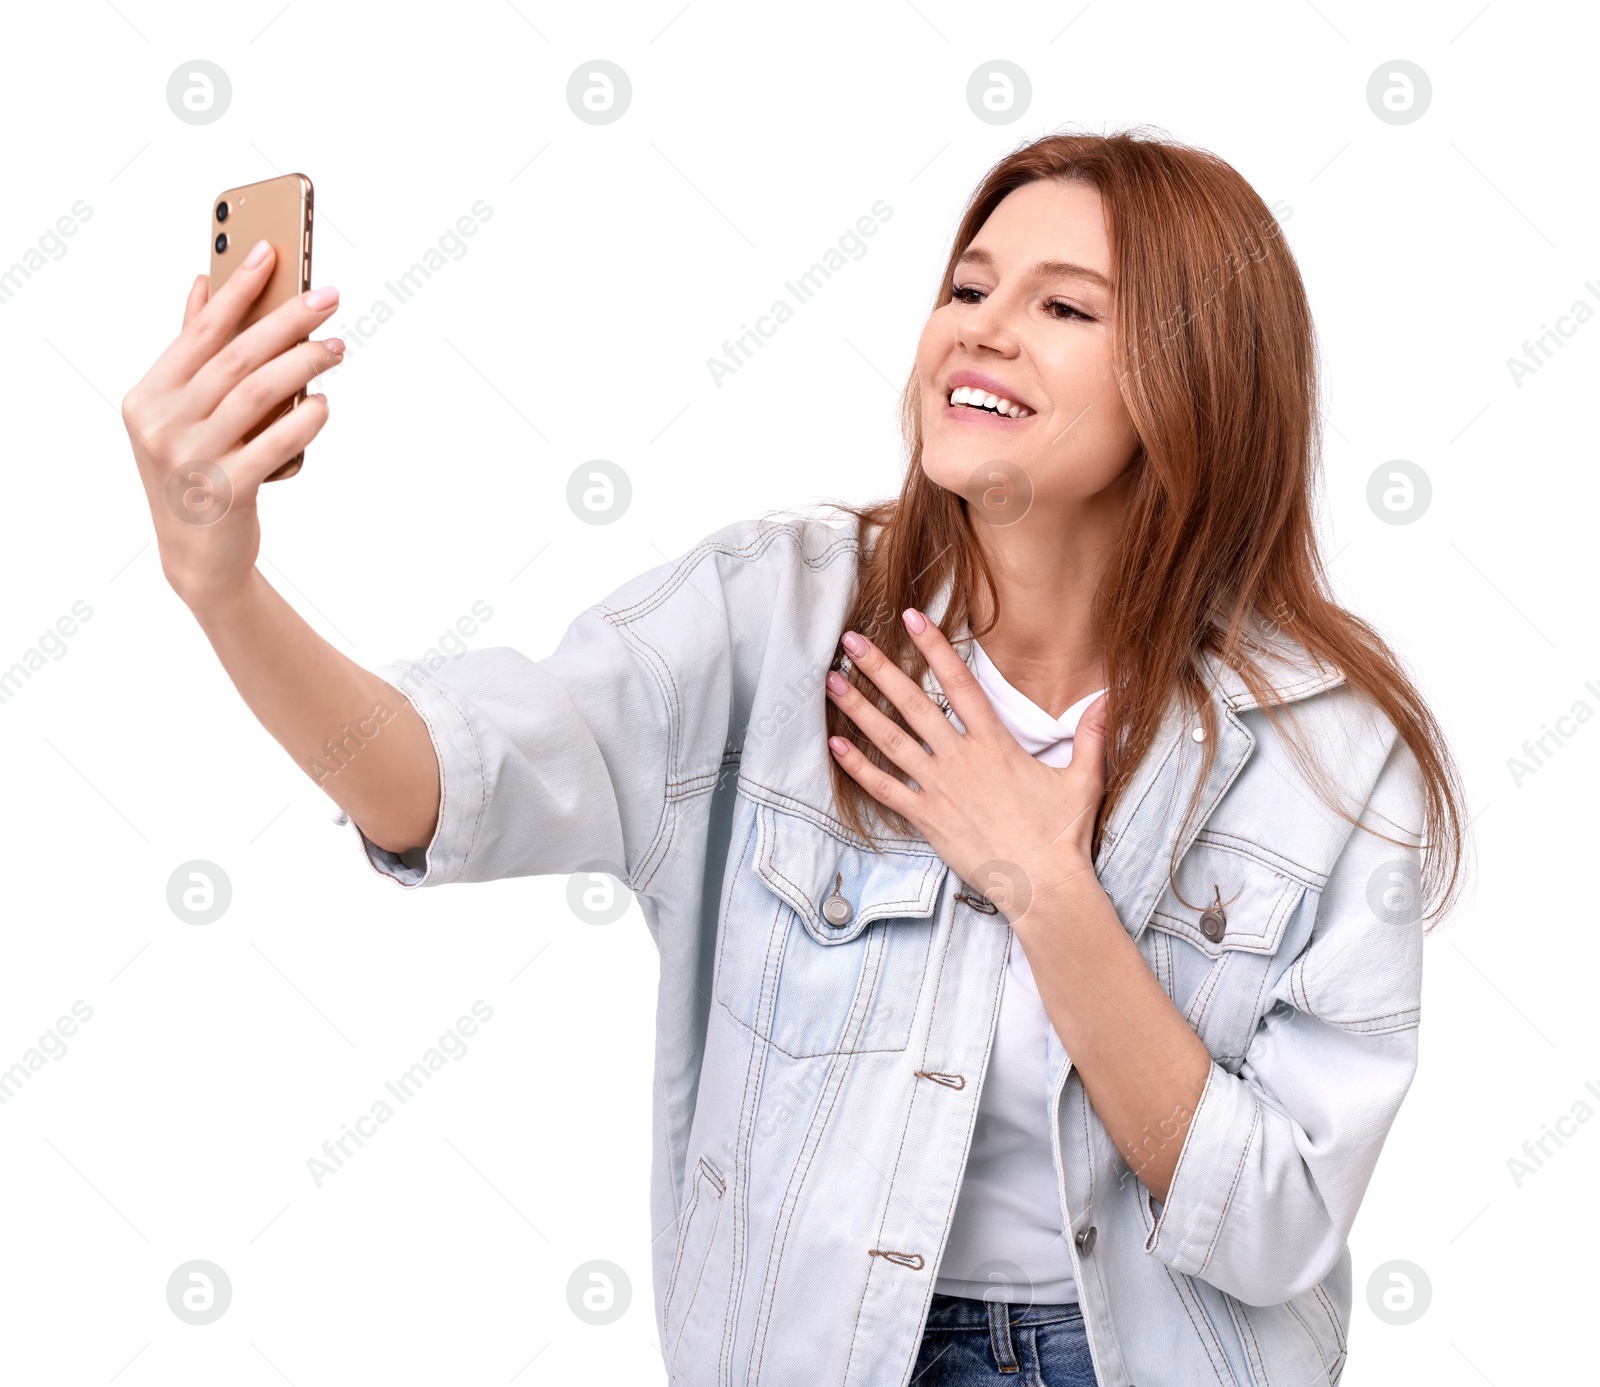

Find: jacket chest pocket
<box><xmin>714</xmin><ymin>801</ymin><xmax>946</xmax><ymax>1058</ymax></box>
<box><xmin>1140</xmin><ymin>836</ymin><xmax>1312</xmax><ymax>1070</ymax></box>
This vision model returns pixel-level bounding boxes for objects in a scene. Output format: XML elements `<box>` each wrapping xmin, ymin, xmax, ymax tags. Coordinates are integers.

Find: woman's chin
<box><xmin>921</xmin><ymin>451</ymin><xmax>1030</xmax><ymax>494</ymax></box>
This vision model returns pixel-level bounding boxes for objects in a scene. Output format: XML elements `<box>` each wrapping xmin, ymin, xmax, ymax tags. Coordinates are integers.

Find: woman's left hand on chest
<box><xmin>826</xmin><ymin>608</ymin><xmax>1107</xmax><ymax>921</ymax></box>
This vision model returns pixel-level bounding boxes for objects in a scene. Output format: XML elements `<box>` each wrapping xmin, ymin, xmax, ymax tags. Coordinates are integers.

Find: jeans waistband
<box><xmin>922</xmin><ymin>1291</ymin><xmax>1083</xmax><ymax>1331</ymax></box>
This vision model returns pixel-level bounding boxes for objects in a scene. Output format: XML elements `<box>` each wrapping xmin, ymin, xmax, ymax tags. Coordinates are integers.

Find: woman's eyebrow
<box><xmin>956</xmin><ymin>246</ymin><xmax>1110</xmax><ymax>289</ymax></box>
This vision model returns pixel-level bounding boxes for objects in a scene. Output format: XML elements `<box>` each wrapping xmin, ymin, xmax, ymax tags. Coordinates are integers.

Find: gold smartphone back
<box><xmin>208</xmin><ymin>173</ymin><xmax>314</xmax><ymax>481</ymax></box>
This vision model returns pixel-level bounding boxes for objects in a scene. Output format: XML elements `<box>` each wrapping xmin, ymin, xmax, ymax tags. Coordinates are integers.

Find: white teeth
<box><xmin>946</xmin><ymin>384</ymin><xmax>1034</xmax><ymax>416</ymax></box>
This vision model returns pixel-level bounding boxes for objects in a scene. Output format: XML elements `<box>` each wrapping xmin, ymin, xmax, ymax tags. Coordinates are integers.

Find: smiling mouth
<box><xmin>947</xmin><ymin>385</ymin><xmax>1034</xmax><ymax>418</ymax></box>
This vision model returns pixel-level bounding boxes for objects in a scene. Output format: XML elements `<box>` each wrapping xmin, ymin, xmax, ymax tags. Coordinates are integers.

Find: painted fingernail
<box><xmin>902</xmin><ymin>608</ymin><xmax>927</xmax><ymax>634</ymax></box>
<box><xmin>826</xmin><ymin>671</ymin><xmax>849</xmax><ymax>695</ymax></box>
<box><xmin>243</xmin><ymin>239</ymin><xmax>272</xmax><ymax>268</ymax></box>
<box><xmin>841</xmin><ymin>632</ymin><xmax>867</xmax><ymax>657</ymax></box>
<box><xmin>303</xmin><ymin>285</ymin><xmax>340</xmax><ymax>310</ymax></box>
<box><xmin>828</xmin><ymin>736</ymin><xmax>851</xmax><ymax>757</ymax></box>
<box><xmin>324</xmin><ymin>338</ymin><xmax>346</xmax><ymax>355</ymax></box>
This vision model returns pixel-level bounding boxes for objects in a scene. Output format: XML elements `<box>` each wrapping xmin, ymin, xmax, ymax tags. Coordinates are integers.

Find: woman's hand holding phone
<box><xmin>121</xmin><ymin>240</ymin><xmax>342</xmax><ymax>613</ymax></box>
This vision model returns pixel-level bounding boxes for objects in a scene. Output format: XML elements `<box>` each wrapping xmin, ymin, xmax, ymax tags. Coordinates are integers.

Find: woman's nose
<box><xmin>955</xmin><ymin>294</ymin><xmax>1018</xmax><ymax>356</ymax></box>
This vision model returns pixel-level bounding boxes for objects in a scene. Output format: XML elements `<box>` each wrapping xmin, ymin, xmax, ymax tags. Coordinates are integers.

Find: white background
<box><xmin>0</xmin><ymin>0</ymin><xmax>1593</xmax><ymax>1382</ymax></box>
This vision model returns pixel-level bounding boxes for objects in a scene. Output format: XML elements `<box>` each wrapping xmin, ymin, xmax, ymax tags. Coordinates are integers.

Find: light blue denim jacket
<box><xmin>349</xmin><ymin>514</ymin><xmax>1426</xmax><ymax>1387</ymax></box>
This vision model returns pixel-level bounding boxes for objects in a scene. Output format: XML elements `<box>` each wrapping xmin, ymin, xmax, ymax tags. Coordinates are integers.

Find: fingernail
<box><xmin>828</xmin><ymin>736</ymin><xmax>851</xmax><ymax>757</ymax></box>
<box><xmin>243</xmin><ymin>239</ymin><xmax>272</xmax><ymax>268</ymax></box>
<box><xmin>902</xmin><ymin>608</ymin><xmax>928</xmax><ymax>634</ymax></box>
<box><xmin>303</xmin><ymin>285</ymin><xmax>340</xmax><ymax>310</ymax></box>
<box><xmin>841</xmin><ymin>632</ymin><xmax>867</xmax><ymax>657</ymax></box>
<box><xmin>324</xmin><ymin>338</ymin><xmax>346</xmax><ymax>355</ymax></box>
<box><xmin>826</xmin><ymin>671</ymin><xmax>848</xmax><ymax>695</ymax></box>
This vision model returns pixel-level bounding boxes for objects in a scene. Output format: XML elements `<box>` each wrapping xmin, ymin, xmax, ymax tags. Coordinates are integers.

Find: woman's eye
<box><xmin>1046</xmin><ymin>299</ymin><xmax>1092</xmax><ymax>321</ymax></box>
<box><xmin>950</xmin><ymin>283</ymin><xmax>986</xmax><ymax>304</ymax></box>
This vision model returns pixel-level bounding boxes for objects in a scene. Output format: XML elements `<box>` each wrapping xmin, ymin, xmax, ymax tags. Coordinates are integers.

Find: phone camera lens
<box><xmin>215</xmin><ymin>232</ymin><xmax>228</xmax><ymax>254</ymax></box>
<box><xmin>215</xmin><ymin>200</ymin><xmax>229</xmax><ymax>223</ymax></box>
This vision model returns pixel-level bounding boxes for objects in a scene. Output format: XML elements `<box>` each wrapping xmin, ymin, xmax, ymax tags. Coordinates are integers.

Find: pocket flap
<box><xmin>753</xmin><ymin>804</ymin><xmax>948</xmax><ymax>945</ymax></box>
<box><xmin>1146</xmin><ymin>839</ymin><xmax>1306</xmax><ymax>957</ymax></box>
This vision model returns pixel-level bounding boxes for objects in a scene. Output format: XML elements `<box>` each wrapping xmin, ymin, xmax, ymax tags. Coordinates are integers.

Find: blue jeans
<box><xmin>912</xmin><ymin>1293</ymin><xmax>1099</xmax><ymax>1385</ymax></box>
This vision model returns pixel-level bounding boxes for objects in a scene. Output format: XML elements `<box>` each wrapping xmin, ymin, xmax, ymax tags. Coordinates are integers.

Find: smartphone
<box><xmin>208</xmin><ymin>173</ymin><xmax>314</xmax><ymax>482</ymax></box>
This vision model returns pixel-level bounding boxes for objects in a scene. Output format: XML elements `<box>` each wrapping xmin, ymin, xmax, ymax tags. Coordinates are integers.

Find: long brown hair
<box><xmin>824</xmin><ymin>128</ymin><xmax>1469</xmax><ymax>928</ymax></box>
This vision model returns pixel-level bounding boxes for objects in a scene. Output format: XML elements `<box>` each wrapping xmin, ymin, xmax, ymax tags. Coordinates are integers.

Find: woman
<box><xmin>124</xmin><ymin>129</ymin><xmax>1467</xmax><ymax>1387</ymax></box>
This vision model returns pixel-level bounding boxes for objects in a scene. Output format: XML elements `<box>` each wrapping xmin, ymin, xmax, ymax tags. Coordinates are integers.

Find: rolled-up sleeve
<box><xmin>347</xmin><ymin>599</ymin><xmax>697</xmax><ymax>892</ymax></box>
<box><xmin>1142</xmin><ymin>731</ymin><xmax>1428</xmax><ymax>1305</ymax></box>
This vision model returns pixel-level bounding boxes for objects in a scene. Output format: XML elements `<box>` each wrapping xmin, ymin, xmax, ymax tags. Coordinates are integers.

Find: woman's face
<box><xmin>915</xmin><ymin>178</ymin><xmax>1143</xmax><ymax>520</ymax></box>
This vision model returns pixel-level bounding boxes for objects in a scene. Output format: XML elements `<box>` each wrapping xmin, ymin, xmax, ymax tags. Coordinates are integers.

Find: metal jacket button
<box><xmin>821</xmin><ymin>873</ymin><xmax>853</xmax><ymax>927</ymax></box>
<box><xmin>1199</xmin><ymin>907</ymin><xmax>1226</xmax><ymax>942</ymax></box>
<box><xmin>1075</xmin><ymin>1225</ymin><xmax>1097</xmax><ymax>1255</ymax></box>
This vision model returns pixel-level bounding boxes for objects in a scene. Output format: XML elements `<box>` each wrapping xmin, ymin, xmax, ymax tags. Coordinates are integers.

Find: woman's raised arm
<box><xmin>124</xmin><ymin>245</ymin><xmax>441</xmax><ymax>854</ymax></box>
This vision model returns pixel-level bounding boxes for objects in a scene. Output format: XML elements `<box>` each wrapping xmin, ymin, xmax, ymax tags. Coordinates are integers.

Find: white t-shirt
<box><xmin>932</xmin><ymin>640</ymin><xmax>1107</xmax><ymax>1306</ymax></box>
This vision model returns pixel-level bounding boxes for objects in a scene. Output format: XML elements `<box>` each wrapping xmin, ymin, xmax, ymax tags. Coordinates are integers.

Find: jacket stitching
<box><xmin>748</xmin><ymin>1043</ymin><xmax>859</xmax><ymax>1385</ymax></box>
<box><xmin>1146</xmin><ymin>1060</ymin><xmax>1215</xmax><ymax>1257</ymax></box>
<box><xmin>762</xmin><ymin>855</ymin><xmax>939</xmax><ymax>935</ymax></box>
<box><xmin>404</xmin><ymin>673</ymin><xmax>487</xmax><ymax>881</ymax></box>
<box><xmin>1160</xmin><ymin>1264</ymin><xmax>1236</xmax><ymax>1387</ymax></box>
<box><xmin>602</xmin><ymin>523</ymin><xmax>858</xmax><ymax>627</ymax></box>
<box><xmin>740</xmin><ymin>773</ymin><xmax>929</xmax><ymax>851</ymax></box>
<box><xmin>707</xmin><ymin>809</ymin><xmax>758</xmax><ymax>1041</ymax></box>
<box><xmin>721</xmin><ymin>867</ymin><xmax>789</xmax><ymax>1387</ymax></box>
<box><xmin>661</xmin><ymin>1165</ymin><xmax>703</xmax><ymax>1348</ymax></box>
<box><xmin>1287</xmin><ymin>944</ymin><xmax>1421</xmax><ymax>1031</ymax></box>
<box><xmin>1283</xmin><ymin>1298</ymin><xmax>1324</xmax><ymax>1361</ymax></box>
<box><xmin>1316</xmin><ymin>1005</ymin><xmax>1420</xmax><ymax>1025</ymax></box>
<box><xmin>635</xmin><ymin>802</ymin><xmax>679</xmax><ymax>896</ymax></box>
<box><xmin>1327</xmin><ymin>1013</ymin><xmax>1420</xmax><ymax>1034</ymax></box>
<box><xmin>606</xmin><ymin>524</ymin><xmax>856</xmax><ymax>626</ymax></box>
<box><xmin>1312</xmin><ymin>1284</ymin><xmax>1347</xmax><ymax>1356</ymax></box>
<box><xmin>662</xmin><ymin>1158</ymin><xmax>726</xmax><ymax>1363</ymax></box>
<box><xmin>712</xmin><ymin>997</ymin><xmax>935</xmax><ymax>1059</ymax></box>
<box><xmin>1194</xmin><ymin>828</ymin><xmax>1326</xmax><ymax>888</ymax></box>
<box><xmin>1074</xmin><ymin>1078</ymin><xmax>1131</xmax><ymax>1382</ymax></box>
<box><xmin>1148</xmin><ymin>908</ymin><xmax>1291</xmax><ymax>956</ymax></box>
<box><xmin>1290</xmin><ymin>960</ymin><xmax>1313</xmax><ymax>1017</ymax></box>
<box><xmin>1199</xmin><ymin>1094</ymin><xmax>1261</xmax><ymax>1275</ymax></box>
<box><xmin>611</xmin><ymin>622</ymin><xmax>683</xmax><ymax>887</ymax></box>
<box><xmin>1157</xmin><ymin>931</ymin><xmax>1174</xmax><ymax>998</ymax></box>
<box><xmin>1095</xmin><ymin>730</ymin><xmax>1181</xmax><ymax>869</ymax></box>
<box><xmin>1284</xmin><ymin>1299</ymin><xmax>1347</xmax><ymax>1384</ymax></box>
<box><xmin>1242</xmin><ymin>956</ymin><xmax>1276</xmax><ymax>1053</ymax></box>
<box><xmin>1226</xmin><ymin>1296</ymin><xmax>1271</xmax><ymax>1387</ymax></box>
<box><xmin>1268</xmin><ymin>879</ymin><xmax>1304</xmax><ymax>948</ymax></box>
<box><xmin>1187</xmin><ymin>951</ymin><xmax>1231</xmax><ymax>1032</ymax></box>
<box><xmin>1219</xmin><ymin>662</ymin><xmax>1345</xmax><ymax>711</ymax></box>
<box><xmin>666</xmin><ymin>770</ymin><xmax>723</xmax><ymax>796</ymax></box>
<box><xmin>718</xmin><ymin>911</ymin><xmax>768</xmax><ymax>1384</ymax></box>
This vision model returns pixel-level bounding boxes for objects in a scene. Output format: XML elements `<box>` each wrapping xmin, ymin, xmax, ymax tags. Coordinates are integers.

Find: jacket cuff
<box><xmin>1142</xmin><ymin>1058</ymin><xmax>1260</xmax><ymax>1275</ymax></box>
<box><xmin>343</xmin><ymin>659</ymin><xmax>488</xmax><ymax>889</ymax></box>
